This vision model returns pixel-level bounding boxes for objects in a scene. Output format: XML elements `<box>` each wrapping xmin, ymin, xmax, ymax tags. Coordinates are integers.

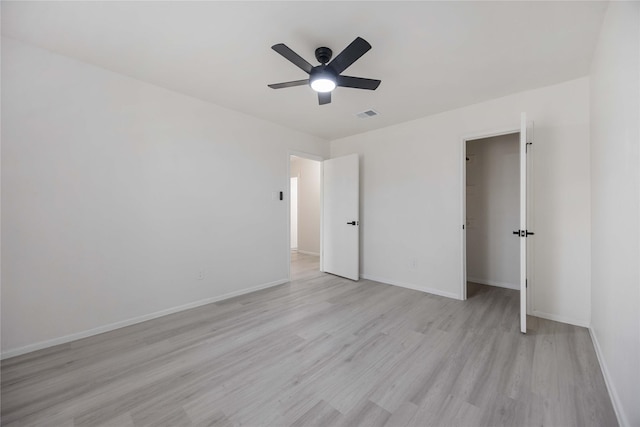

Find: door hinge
<box><xmin>526</xmin><ymin>279</ymin><xmax>528</xmax><ymax>288</ymax></box>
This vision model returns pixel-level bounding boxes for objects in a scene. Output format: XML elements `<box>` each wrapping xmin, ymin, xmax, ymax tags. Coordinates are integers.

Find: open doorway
<box><xmin>462</xmin><ymin>114</ymin><xmax>532</xmax><ymax>334</ymax></box>
<box><xmin>289</xmin><ymin>155</ymin><xmax>322</xmax><ymax>280</ymax></box>
<box><xmin>465</xmin><ymin>133</ymin><xmax>520</xmax><ymax>299</ymax></box>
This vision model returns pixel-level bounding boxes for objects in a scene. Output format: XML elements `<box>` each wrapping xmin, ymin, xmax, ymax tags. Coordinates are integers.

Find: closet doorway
<box><xmin>465</xmin><ymin>133</ymin><xmax>521</xmax><ymax>297</ymax></box>
<box><xmin>462</xmin><ymin>114</ymin><xmax>533</xmax><ymax>334</ymax></box>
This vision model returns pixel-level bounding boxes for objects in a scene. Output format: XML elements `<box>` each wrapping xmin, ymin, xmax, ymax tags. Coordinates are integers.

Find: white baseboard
<box><xmin>297</xmin><ymin>250</ymin><xmax>320</xmax><ymax>256</ymax></box>
<box><xmin>360</xmin><ymin>274</ymin><xmax>460</xmax><ymax>300</ymax></box>
<box><xmin>467</xmin><ymin>276</ymin><xmax>519</xmax><ymax>290</ymax></box>
<box><xmin>532</xmin><ymin>309</ymin><xmax>590</xmax><ymax>328</ymax></box>
<box><xmin>1</xmin><ymin>278</ymin><xmax>289</xmax><ymax>360</ymax></box>
<box><xmin>589</xmin><ymin>327</ymin><xmax>628</xmax><ymax>427</ymax></box>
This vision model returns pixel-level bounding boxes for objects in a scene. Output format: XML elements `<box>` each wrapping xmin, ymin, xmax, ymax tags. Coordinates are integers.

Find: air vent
<box><xmin>356</xmin><ymin>109</ymin><xmax>379</xmax><ymax>119</ymax></box>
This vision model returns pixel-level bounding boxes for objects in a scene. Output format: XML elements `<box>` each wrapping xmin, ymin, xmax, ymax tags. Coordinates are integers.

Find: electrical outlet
<box><xmin>197</xmin><ymin>270</ymin><xmax>205</xmax><ymax>280</ymax></box>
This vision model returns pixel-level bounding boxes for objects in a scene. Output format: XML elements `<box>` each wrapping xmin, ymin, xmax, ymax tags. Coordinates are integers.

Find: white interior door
<box><xmin>519</xmin><ymin>112</ymin><xmax>528</xmax><ymax>333</ymax></box>
<box><xmin>290</xmin><ymin>177</ymin><xmax>298</xmax><ymax>249</ymax></box>
<box><xmin>323</xmin><ymin>154</ymin><xmax>359</xmax><ymax>280</ymax></box>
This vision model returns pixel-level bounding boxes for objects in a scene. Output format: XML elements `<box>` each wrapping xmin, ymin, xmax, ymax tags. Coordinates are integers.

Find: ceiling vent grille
<box><xmin>356</xmin><ymin>109</ymin><xmax>379</xmax><ymax>119</ymax></box>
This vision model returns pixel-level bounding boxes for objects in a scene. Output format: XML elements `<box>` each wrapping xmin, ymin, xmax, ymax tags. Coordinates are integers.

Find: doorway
<box><xmin>465</xmin><ymin>132</ymin><xmax>520</xmax><ymax>300</ymax></box>
<box><xmin>289</xmin><ymin>154</ymin><xmax>322</xmax><ymax>279</ymax></box>
<box><xmin>461</xmin><ymin>115</ymin><xmax>532</xmax><ymax>333</ymax></box>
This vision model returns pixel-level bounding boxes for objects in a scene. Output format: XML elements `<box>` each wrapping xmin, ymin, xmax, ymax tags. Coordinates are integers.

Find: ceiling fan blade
<box><xmin>318</xmin><ymin>92</ymin><xmax>331</xmax><ymax>105</ymax></box>
<box><xmin>268</xmin><ymin>79</ymin><xmax>310</xmax><ymax>89</ymax></box>
<box><xmin>271</xmin><ymin>44</ymin><xmax>313</xmax><ymax>74</ymax></box>
<box><xmin>328</xmin><ymin>37</ymin><xmax>371</xmax><ymax>75</ymax></box>
<box><xmin>336</xmin><ymin>76</ymin><xmax>381</xmax><ymax>90</ymax></box>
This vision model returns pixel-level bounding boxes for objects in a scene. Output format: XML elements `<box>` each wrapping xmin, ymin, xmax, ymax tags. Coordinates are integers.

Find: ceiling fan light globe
<box><xmin>310</xmin><ymin>78</ymin><xmax>336</xmax><ymax>93</ymax></box>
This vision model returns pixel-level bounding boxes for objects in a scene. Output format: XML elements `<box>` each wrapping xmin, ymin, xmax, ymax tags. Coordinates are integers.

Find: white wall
<box><xmin>589</xmin><ymin>2</ymin><xmax>640</xmax><ymax>426</ymax></box>
<box><xmin>466</xmin><ymin>133</ymin><xmax>520</xmax><ymax>290</ymax></box>
<box><xmin>1</xmin><ymin>38</ymin><xmax>328</xmax><ymax>357</ymax></box>
<box><xmin>290</xmin><ymin>156</ymin><xmax>321</xmax><ymax>255</ymax></box>
<box><xmin>331</xmin><ymin>77</ymin><xmax>591</xmax><ymax>326</ymax></box>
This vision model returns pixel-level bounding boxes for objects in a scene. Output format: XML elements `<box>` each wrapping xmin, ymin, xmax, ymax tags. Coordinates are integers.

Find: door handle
<box><xmin>347</xmin><ymin>221</ymin><xmax>358</xmax><ymax>226</ymax></box>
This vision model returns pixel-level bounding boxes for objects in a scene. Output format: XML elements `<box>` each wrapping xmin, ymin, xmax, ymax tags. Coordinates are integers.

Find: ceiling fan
<box><xmin>268</xmin><ymin>37</ymin><xmax>381</xmax><ymax>105</ymax></box>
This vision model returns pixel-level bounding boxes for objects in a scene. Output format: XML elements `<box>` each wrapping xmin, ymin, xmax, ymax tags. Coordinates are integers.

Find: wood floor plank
<box><xmin>1</xmin><ymin>253</ymin><xmax>617</xmax><ymax>426</ymax></box>
<box><xmin>382</xmin><ymin>401</ymin><xmax>418</xmax><ymax>427</ymax></box>
<box><xmin>335</xmin><ymin>399</ymin><xmax>391</xmax><ymax>427</ymax></box>
<box><xmin>289</xmin><ymin>400</ymin><xmax>341</xmax><ymax>427</ymax></box>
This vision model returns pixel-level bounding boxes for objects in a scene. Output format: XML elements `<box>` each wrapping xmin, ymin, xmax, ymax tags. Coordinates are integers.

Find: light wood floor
<box><xmin>1</xmin><ymin>252</ymin><xmax>617</xmax><ymax>426</ymax></box>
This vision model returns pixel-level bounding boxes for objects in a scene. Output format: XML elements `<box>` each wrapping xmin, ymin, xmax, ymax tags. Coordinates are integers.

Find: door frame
<box><xmin>460</xmin><ymin>126</ymin><xmax>520</xmax><ymax>301</ymax></box>
<box><xmin>287</xmin><ymin>150</ymin><xmax>325</xmax><ymax>281</ymax></box>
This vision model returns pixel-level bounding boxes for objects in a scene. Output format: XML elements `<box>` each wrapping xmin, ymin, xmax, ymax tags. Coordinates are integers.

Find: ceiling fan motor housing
<box><xmin>309</xmin><ymin>66</ymin><xmax>337</xmax><ymax>81</ymax></box>
<box><xmin>309</xmin><ymin>66</ymin><xmax>337</xmax><ymax>92</ymax></box>
<box><xmin>315</xmin><ymin>47</ymin><xmax>333</xmax><ymax>64</ymax></box>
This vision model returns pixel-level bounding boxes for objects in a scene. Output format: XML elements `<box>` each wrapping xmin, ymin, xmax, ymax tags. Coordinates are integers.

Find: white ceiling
<box><xmin>2</xmin><ymin>1</ymin><xmax>607</xmax><ymax>140</ymax></box>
